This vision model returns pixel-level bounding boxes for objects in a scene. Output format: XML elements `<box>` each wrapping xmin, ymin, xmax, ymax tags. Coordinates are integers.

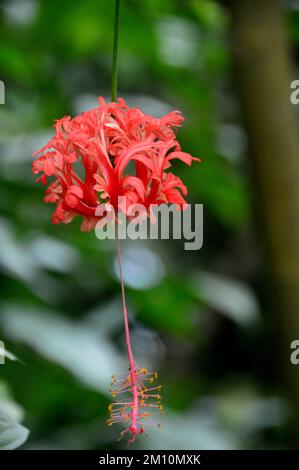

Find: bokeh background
<box><xmin>1</xmin><ymin>0</ymin><xmax>299</xmax><ymax>450</ymax></box>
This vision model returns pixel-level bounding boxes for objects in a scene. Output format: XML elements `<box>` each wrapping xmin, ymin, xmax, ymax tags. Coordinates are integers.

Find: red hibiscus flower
<box><xmin>32</xmin><ymin>97</ymin><xmax>200</xmax><ymax>231</ymax></box>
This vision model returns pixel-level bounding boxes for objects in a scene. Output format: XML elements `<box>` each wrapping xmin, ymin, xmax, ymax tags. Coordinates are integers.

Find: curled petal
<box><xmin>166</xmin><ymin>151</ymin><xmax>201</xmax><ymax>166</ymax></box>
<box><xmin>123</xmin><ymin>176</ymin><xmax>146</xmax><ymax>200</ymax></box>
<box><xmin>80</xmin><ymin>217</ymin><xmax>97</xmax><ymax>232</ymax></box>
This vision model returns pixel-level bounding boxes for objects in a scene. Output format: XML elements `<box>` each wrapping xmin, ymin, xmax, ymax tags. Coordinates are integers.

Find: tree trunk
<box><xmin>227</xmin><ymin>0</ymin><xmax>299</xmax><ymax>443</ymax></box>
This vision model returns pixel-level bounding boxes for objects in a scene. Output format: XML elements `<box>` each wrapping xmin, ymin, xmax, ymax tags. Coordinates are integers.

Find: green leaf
<box><xmin>0</xmin><ymin>409</ymin><xmax>29</xmax><ymax>450</ymax></box>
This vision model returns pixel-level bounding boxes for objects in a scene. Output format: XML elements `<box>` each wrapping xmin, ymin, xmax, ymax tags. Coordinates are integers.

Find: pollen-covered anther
<box><xmin>107</xmin><ymin>368</ymin><xmax>162</xmax><ymax>444</ymax></box>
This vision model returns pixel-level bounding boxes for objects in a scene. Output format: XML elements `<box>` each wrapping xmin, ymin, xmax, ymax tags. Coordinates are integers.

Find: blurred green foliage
<box><xmin>0</xmin><ymin>0</ymin><xmax>296</xmax><ymax>450</ymax></box>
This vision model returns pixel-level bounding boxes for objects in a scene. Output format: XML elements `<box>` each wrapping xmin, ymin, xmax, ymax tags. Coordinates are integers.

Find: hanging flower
<box><xmin>33</xmin><ymin>97</ymin><xmax>200</xmax><ymax>231</ymax></box>
<box><xmin>33</xmin><ymin>96</ymin><xmax>200</xmax><ymax>444</ymax></box>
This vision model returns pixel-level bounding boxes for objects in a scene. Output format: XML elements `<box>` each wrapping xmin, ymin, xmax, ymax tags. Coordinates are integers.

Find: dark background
<box><xmin>1</xmin><ymin>0</ymin><xmax>299</xmax><ymax>450</ymax></box>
